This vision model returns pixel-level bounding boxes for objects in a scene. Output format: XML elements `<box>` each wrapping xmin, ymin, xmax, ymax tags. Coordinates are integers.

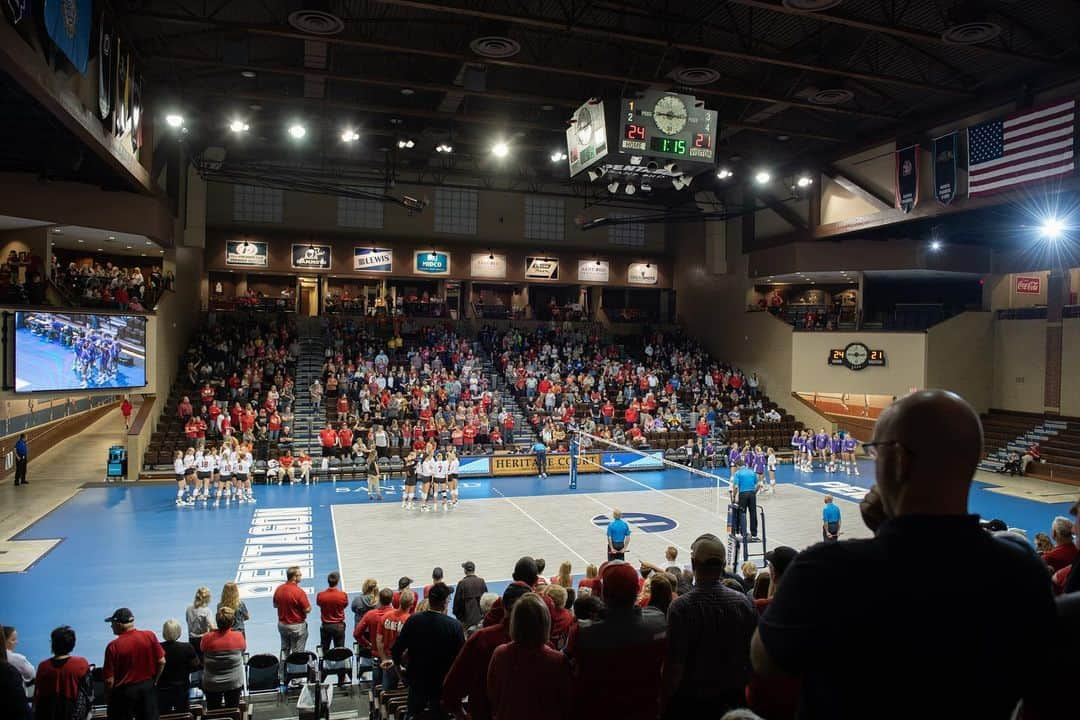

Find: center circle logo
<box><xmin>591</xmin><ymin>512</ymin><xmax>678</xmax><ymax>534</ymax></box>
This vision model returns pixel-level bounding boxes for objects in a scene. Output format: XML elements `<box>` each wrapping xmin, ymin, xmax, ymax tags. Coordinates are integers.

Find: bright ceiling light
<box><xmin>1040</xmin><ymin>217</ymin><xmax>1066</xmax><ymax>240</ymax></box>
<box><xmin>241</xmin><ymin>70</ymin><xmax>257</xmax><ymax>79</ymax></box>
<box><xmin>717</xmin><ymin>168</ymin><xmax>733</xmax><ymax>180</ymax></box>
<box><xmin>436</xmin><ymin>143</ymin><xmax>453</xmax><ymax>153</ymax></box>
<box><xmin>796</xmin><ymin>175</ymin><xmax>813</xmax><ymax>188</ymax></box>
<box><xmin>288</xmin><ymin>123</ymin><xmax>306</xmax><ymax>139</ymax></box>
<box><xmin>550</xmin><ymin>151</ymin><xmax>567</xmax><ymax>163</ymax></box>
<box><xmin>229</xmin><ymin>119</ymin><xmax>249</xmax><ymax>133</ymax></box>
<box><xmin>754</xmin><ymin>170</ymin><xmax>771</xmax><ymax>185</ymax></box>
<box><xmin>341</xmin><ymin>129</ymin><xmax>360</xmax><ymax>143</ymax></box>
<box><xmin>165</xmin><ymin>113</ymin><xmax>184</xmax><ymax>128</ymax></box>
<box><xmin>492</xmin><ymin>141</ymin><xmax>509</xmax><ymax>158</ymax></box>
<box><xmin>930</xmin><ymin>240</ymin><xmax>943</xmax><ymax>251</ymax></box>
<box><xmin>397</xmin><ymin>138</ymin><xmax>415</xmax><ymax>149</ymax></box>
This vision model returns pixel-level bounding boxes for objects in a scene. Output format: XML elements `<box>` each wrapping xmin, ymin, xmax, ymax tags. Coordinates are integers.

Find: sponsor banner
<box><xmin>895</xmin><ymin>144</ymin><xmax>920</xmax><ymax>213</ymax></box>
<box><xmin>1016</xmin><ymin>276</ymin><xmax>1042</xmax><ymax>294</ymax></box>
<box><xmin>491</xmin><ymin>452</ymin><xmax>602</xmax><ymax>477</ymax></box>
<box><xmin>353</xmin><ymin>248</ymin><xmax>393</xmax><ymax>273</ymax></box>
<box><xmin>628</xmin><ymin>262</ymin><xmax>658</xmax><ymax>285</ymax></box>
<box><xmin>415</xmin><ymin>250</ymin><xmax>451</xmax><ymax>275</ymax></box>
<box><xmin>292</xmin><ymin>244</ymin><xmax>332</xmax><ymax>270</ymax></box>
<box><xmin>226</xmin><ymin>240</ymin><xmax>268</xmax><ymax>267</ymax></box>
<box><xmin>577</xmin><ymin>259</ymin><xmax>610</xmax><ymax>283</ymax></box>
<box><xmin>44</xmin><ymin>0</ymin><xmax>92</xmax><ymax>74</ymax></box>
<box><xmin>600</xmin><ymin>451</ymin><xmax>665</xmax><ymax>470</ymax></box>
<box><xmin>933</xmin><ymin>132</ymin><xmax>958</xmax><ymax>206</ymax></box>
<box><xmin>470</xmin><ymin>253</ymin><xmax>507</xmax><ymax>279</ymax></box>
<box><xmin>525</xmin><ymin>256</ymin><xmax>560</xmax><ymax>280</ymax></box>
<box><xmin>456</xmin><ymin>456</ymin><xmax>491</xmax><ymax>477</ymax></box>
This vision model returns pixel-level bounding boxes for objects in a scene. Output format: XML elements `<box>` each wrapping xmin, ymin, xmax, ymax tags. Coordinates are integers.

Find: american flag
<box><xmin>967</xmin><ymin>99</ymin><xmax>1075</xmax><ymax>198</ymax></box>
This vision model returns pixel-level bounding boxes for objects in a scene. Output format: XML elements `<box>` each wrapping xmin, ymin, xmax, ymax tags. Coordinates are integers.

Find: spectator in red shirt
<box><xmin>377</xmin><ymin>589</ymin><xmax>414</xmax><ymax>692</ymax></box>
<box><xmin>318</xmin><ymin>423</ymin><xmax>338</xmax><ymax>458</ymax></box>
<box><xmin>463</xmin><ymin>424</ymin><xmax>477</xmax><ymax>446</ymax></box>
<box><xmin>120</xmin><ymin>398</ymin><xmax>133</xmax><ymax>430</ymax></box>
<box><xmin>1041</xmin><ymin>516</ymin><xmax>1078</xmax><ymax>572</ymax></box>
<box><xmin>354</xmin><ymin>588</ymin><xmax>394</xmax><ymax>655</ymax></box>
<box><xmin>442</xmin><ymin>582</ymin><xmax>532</xmax><ymax>720</ymax></box>
<box><xmin>422</xmin><ymin>567</ymin><xmax>444</xmax><ymax>599</ymax></box>
<box><xmin>502</xmin><ymin>414</ymin><xmax>515</xmax><ymax>444</ymax></box>
<box><xmin>391</xmin><ymin>576</ymin><xmax>413</xmax><ymax>610</ymax></box>
<box><xmin>601</xmin><ymin>401</ymin><xmax>615</xmax><ymax>426</ymax></box>
<box><xmin>625</xmin><ymin>406</ymin><xmax>639</xmax><ymax>425</ymax></box>
<box><xmin>316</xmin><ymin>572</ymin><xmax>349</xmax><ymax>650</ymax></box>
<box><xmin>177</xmin><ymin>397</ymin><xmax>193</xmax><ymax>420</ymax></box>
<box><xmin>487</xmin><ymin>593</ymin><xmax>572</xmax><ymax>720</ymax></box>
<box><xmin>33</xmin><ymin>625</ymin><xmax>92</xmax><ymax>720</ymax></box>
<box><xmin>577</xmin><ymin>563</ymin><xmax>599</xmax><ymax>593</ymax></box>
<box><xmin>103</xmin><ymin>608</ymin><xmax>166</xmax><ymax>720</ymax></box>
<box><xmin>542</xmin><ymin>585</ymin><xmax>575</xmax><ymax>651</ymax></box>
<box><xmin>272</xmin><ymin>566</ymin><xmax>311</xmax><ymax>657</ymax></box>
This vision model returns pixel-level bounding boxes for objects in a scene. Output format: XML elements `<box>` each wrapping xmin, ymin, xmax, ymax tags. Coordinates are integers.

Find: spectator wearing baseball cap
<box><xmin>566</xmin><ymin>561</ymin><xmax>668</xmax><ymax>720</ymax></box>
<box><xmin>453</xmin><ymin>561</ymin><xmax>488</xmax><ymax>629</ymax></box>
<box><xmin>103</xmin><ymin>608</ymin><xmax>166</xmax><ymax>720</ymax></box>
<box><xmin>663</xmin><ymin>534</ymin><xmax>757</xmax><ymax>717</ymax></box>
<box><xmin>442</xmin><ymin>582</ymin><xmax>531</xmax><ymax>720</ymax></box>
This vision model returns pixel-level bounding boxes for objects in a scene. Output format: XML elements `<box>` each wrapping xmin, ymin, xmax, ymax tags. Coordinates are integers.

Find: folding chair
<box><xmin>318</xmin><ymin>646</ymin><xmax>355</xmax><ymax>694</ymax></box>
<box><xmin>244</xmin><ymin>653</ymin><xmax>280</xmax><ymax>699</ymax></box>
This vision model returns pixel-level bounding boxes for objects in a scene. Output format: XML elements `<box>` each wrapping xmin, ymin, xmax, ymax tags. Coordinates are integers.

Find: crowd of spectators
<box><xmin>52</xmin><ymin>259</ymin><xmax>172</xmax><ymax>311</ymax></box>
<box><xmin>324</xmin><ymin>290</ymin><xmax>450</xmax><ymax>318</ymax></box>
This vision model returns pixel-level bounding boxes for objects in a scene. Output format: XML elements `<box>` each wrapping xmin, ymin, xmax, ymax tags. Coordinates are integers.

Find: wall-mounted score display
<box><xmin>619</xmin><ymin>91</ymin><xmax>718</xmax><ymax>164</ymax></box>
<box><xmin>828</xmin><ymin>343</ymin><xmax>886</xmax><ymax>371</ymax></box>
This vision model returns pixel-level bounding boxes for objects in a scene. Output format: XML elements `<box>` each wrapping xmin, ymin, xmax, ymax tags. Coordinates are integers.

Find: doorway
<box><xmin>298</xmin><ymin>277</ymin><xmax>319</xmax><ymax>316</ymax></box>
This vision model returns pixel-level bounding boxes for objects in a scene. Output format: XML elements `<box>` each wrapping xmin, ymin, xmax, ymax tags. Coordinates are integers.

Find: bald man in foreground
<box><xmin>750</xmin><ymin>390</ymin><xmax>1058</xmax><ymax>718</ymax></box>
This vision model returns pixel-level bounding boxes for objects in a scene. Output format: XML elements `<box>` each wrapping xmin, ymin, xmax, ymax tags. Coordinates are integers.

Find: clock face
<box><xmin>843</xmin><ymin>343</ymin><xmax>871</xmax><ymax>370</ymax></box>
<box><xmin>652</xmin><ymin>95</ymin><xmax>688</xmax><ymax>136</ymax></box>
<box><xmin>575</xmin><ymin>107</ymin><xmax>594</xmax><ymax>144</ymax></box>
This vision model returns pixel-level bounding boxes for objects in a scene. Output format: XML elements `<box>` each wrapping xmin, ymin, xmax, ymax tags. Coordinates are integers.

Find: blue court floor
<box><xmin>1</xmin><ymin>460</ymin><xmax>1071</xmax><ymax>666</ymax></box>
<box><xmin>14</xmin><ymin>328</ymin><xmax>146</xmax><ymax>392</ymax></box>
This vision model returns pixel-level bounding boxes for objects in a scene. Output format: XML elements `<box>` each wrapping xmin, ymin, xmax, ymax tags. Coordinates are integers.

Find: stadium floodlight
<box><xmin>1040</xmin><ymin>217</ymin><xmax>1066</xmax><ymax>240</ymax></box>
<box><xmin>754</xmin><ymin>170</ymin><xmax>771</xmax><ymax>185</ymax></box>
<box><xmin>165</xmin><ymin>113</ymin><xmax>184</xmax><ymax>128</ymax></box>
<box><xmin>341</xmin><ymin>128</ymin><xmax>360</xmax><ymax>143</ymax></box>
<box><xmin>229</xmin><ymin>119</ymin><xmax>249</xmax><ymax>134</ymax></box>
<box><xmin>930</xmin><ymin>240</ymin><xmax>943</xmax><ymax>251</ymax></box>
<box><xmin>717</xmin><ymin>168</ymin><xmax>733</xmax><ymax>180</ymax></box>
<box><xmin>436</xmin><ymin>143</ymin><xmax>453</xmax><ymax>153</ymax></box>
<box><xmin>796</xmin><ymin>175</ymin><xmax>813</xmax><ymax>188</ymax></box>
<box><xmin>492</xmin><ymin>141</ymin><xmax>509</xmax><ymax>158</ymax></box>
<box><xmin>550</xmin><ymin>151</ymin><xmax>567</xmax><ymax>163</ymax></box>
<box><xmin>288</xmin><ymin>123</ymin><xmax>306</xmax><ymax>139</ymax></box>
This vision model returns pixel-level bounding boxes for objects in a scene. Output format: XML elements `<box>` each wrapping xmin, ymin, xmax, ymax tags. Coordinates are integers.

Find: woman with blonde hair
<box><xmin>217</xmin><ymin>582</ymin><xmax>250</xmax><ymax>635</ymax></box>
<box><xmin>553</xmin><ymin>561</ymin><xmax>573</xmax><ymax>588</ymax></box>
<box><xmin>185</xmin><ymin>586</ymin><xmax>215</xmax><ymax>656</ymax></box>
<box><xmin>158</xmin><ymin>620</ymin><xmax>197</xmax><ymax>714</ymax></box>
<box><xmin>487</xmin><ymin>593</ymin><xmax>571</xmax><ymax>720</ymax></box>
<box><xmin>577</xmin><ymin>563</ymin><xmax>599</xmax><ymax>593</ymax></box>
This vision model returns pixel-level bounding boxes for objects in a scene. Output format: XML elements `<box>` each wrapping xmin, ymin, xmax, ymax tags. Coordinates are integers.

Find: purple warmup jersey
<box><xmin>830</xmin><ymin>438</ymin><xmax>843</xmax><ymax>453</ymax></box>
<box><xmin>843</xmin><ymin>437</ymin><xmax>858</xmax><ymax>452</ymax></box>
<box><xmin>814</xmin><ymin>433</ymin><xmax>829</xmax><ymax>450</ymax></box>
<box><xmin>791</xmin><ymin>434</ymin><xmax>801</xmax><ymax>448</ymax></box>
<box><xmin>753</xmin><ymin>452</ymin><xmax>766</xmax><ymax>473</ymax></box>
<box><xmin>729</xmin><ymin>447</ymin><xmax>742</xmax><ymax>464</ymax></box>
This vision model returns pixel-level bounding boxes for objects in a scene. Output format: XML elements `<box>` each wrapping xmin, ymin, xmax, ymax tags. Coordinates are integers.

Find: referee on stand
<box><xmin>606</xmin><ymin>508</ymin><xmax>631</xmax><ymax>561</ymax></box>
<box><xmin>733</xmin><ymin>460</ymin><xmax>760</xmax><ymax>541</ymax></box>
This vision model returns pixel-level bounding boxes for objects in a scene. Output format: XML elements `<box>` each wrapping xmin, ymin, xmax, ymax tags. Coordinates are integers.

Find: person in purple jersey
<box><xmin>814</xmin><ymin>429</ymin><xmax>830</xmax><ymax>469</ymax></box>
<box><xmin>841</xmin><ymin>433</ymin><xmax>860</xmax><ymax>476</ymax></box>
<box><xmin>829</xmin><ymin>433</ymin><xmax>843</xmax><ymax>473</ymax></box>
<box><xmin>728</xmin><ymin>444</ymin><xmax>742</xmax><ymax>480</ymax></box>
<box><xmin>753</xmin><ymin>445</ymin><xmax>767</xmax><ymax>488</ymax></box>
<box><xmin>800</xmin><ymin>430</ymin><xmax>814</xmax><ymax>472</ymax></box>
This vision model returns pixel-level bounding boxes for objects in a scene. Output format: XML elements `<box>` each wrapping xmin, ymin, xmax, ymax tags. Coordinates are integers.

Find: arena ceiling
<box><xmin>83</xmin><ymin>1</ymin><xmax>1080</xmax><ymax>202</ymax></box>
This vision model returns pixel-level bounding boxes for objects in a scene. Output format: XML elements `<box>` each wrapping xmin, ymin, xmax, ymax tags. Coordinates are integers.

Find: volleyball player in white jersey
<box><xmin>195</xmin><ymin>448</ymin><xmax>213</xmax><ymax>500</ymax></box>
<box><xmin>237</xmin><ymin>451</ymin><xmax>254</xmax><ymax>502</ymax></box>
<box><xmin>766</xmin><ymin>447</ymin><xmax>777</xmax><ymax>493</ymax></box>
<box><xmin>217</xmin><ymin>450</ymin><xmax>233</xmax><ymax>502</ymax></box>
<box><xmin>419</xmin><ymin>452</ymin><xmax>436</xmax><ymax>512</ymax></box>
<box><xmin>447</xmin><ymin>448</ymin><xmax>460</xmax><ymax>507</ymax></box>
<box><xmin>183</xmin><ymin>447</ymin><xmax>197</xmax><ymax>493</ymax></box>
<box><xmin>173</xmin><ymin>451</ymin><xmax>193</xmax><ymax>506</ymax></box>
<box><xmin>433</xmin><ymin>451</ymin><xmax>449</xmax><ymax>511</ymax></box>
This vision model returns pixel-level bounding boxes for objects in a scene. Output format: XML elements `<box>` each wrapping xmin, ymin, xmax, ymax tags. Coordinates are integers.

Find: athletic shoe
<box><xmin>175</xmin><ymin>498</ymin><xmax>184</xmax><ymax>506</ymax></box>
<box><xmin>750</xmin><ymin>536</ymin><xmax>761</xmax><ymax>542</ymax></box>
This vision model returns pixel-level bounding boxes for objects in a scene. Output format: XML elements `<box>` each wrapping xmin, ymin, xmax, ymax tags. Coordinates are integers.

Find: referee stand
<box><xmin>726</xmin><ymin>502</ymin><xmax>768</xmax><ymax>568</ymax></box>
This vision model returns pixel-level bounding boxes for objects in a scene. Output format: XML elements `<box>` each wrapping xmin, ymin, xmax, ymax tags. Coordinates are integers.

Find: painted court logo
<box><xmin>592</xmin><ymin>512</ymin><xmax>677</xmax><ymax>534</ymax></box>
<box><xmin>234</xmin><ymin>507</ymin><xmax>314</xmax><ymax>598</ymax></box>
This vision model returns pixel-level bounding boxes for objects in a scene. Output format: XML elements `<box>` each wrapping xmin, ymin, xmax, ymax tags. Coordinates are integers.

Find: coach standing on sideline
<box><xmin>452</xmin><ymin>562</ymin><xmax>488</xmax><ymax>628</ymax></box>
<box><xmin>733</xmin><ymin>461</ymin><xmax>760</xmax><ymax>540</ymax></box>
<box><xmin>751</xmin><ymin>390</ymin><xmax>1059</xmax><ymax>718</ymax></box>
<box><xmin>316</xmin><ymin>572</ymin><xmax>348</xmax><ymax>650</ymax></box>
<box><xmin>273</xmin><ymin>567</ymin><xmax>311</xmax><ymax>657</ymax></box>
<box><xmin>607</xmin><ymin>508</ymin><xmax>631</xmax><ymax>561</ymax></box>
<box><xmin>103</xmin><ymin>608</ymin><xmax>165</xmax><ymax>720</ymax></box>
<box><xmin>13</xmin><ymin>434</ymin><xmax>28</xmax><ymax>486</ymax></box>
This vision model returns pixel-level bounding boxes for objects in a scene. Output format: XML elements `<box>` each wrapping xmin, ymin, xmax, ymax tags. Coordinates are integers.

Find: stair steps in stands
<box><xmin>977</xmin><ymin>419</ymin><xmax>1066</xmax><ymax>472</ymax></box>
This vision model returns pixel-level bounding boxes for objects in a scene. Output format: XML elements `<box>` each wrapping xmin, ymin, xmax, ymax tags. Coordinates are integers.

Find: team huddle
<box><xmin>172</xmin><ymin>439</ymin><xmax>261</xmax><ymax>506</ymax></box>
<box><xmin>400</xmin><ymin>448</ymin><xmax>462</xmax><ymax>512</ymax></box>
<box><xmin>791</xmin><ymin>428</ymin><xmax>860</xmax><ymax>475</ymax></box>
<box><xmin>727</xmin><ymin>443</ymin><xmax>779</xmax><ymax>493</ymax></box>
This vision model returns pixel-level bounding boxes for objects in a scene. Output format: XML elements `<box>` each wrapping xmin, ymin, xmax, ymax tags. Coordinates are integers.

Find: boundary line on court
<box><xmin>492</xmin><ymin>487</ymin><xmax>590</xmax><ymax>564</ymax></box>
<box><xmin>330</xmin><ymin>504</ymin><xmax>347</xmax><ymax>593</ymax></box>
<box><xmin>578</xmin><ymin>454</ymin><xmax>730</xmax><ymax>520</ymax></box>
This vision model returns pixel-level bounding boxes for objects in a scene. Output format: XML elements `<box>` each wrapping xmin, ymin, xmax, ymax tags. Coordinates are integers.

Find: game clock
<box><xmin>828</xmin><ymin>343</ymin><xmax>886</xmax><ymax>371</ymax></box>
<box><xmin>619</xmin><ymin>90</ymin><xmax>718</xmax><ymax>164</ymax></box>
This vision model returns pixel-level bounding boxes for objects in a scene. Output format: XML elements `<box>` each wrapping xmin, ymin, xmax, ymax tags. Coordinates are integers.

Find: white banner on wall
<box><xmin>353</xmin><ymin>248</ymin><xmax>393</xmax><ymax>272</ymax></box>
<box><xmin>628</xmin><ymin>262</ymin><xmax>658</xmax><ymax>285</ymax></box>
<box><xmin>577</xmin><ymin>259</ymin><xmax>610</xmax><ymax>282</ymax></box>
<box><xmin>525</xmin><ymin>256</ymin><xmax>560</xmax><ymax>279</ymax></box>
<box><xmin>470</xmin><ymin>253</ymin><xmax>508</xmax><ymax>279</ymax></box>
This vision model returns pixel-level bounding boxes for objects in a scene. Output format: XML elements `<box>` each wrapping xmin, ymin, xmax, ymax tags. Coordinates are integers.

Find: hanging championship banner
<box><xmin>894</xmin><ymin>144</ymin><xmax>920</xmax><ymax>213</ymax></box>
<box><xmin>97</xmin><ymin>10</ymin><xmax>113</xmax><ymax>120</ymax></box>
<box><xmin>44</xmin><ymin>0</ymin><xmax>93</xmax><ymax>74</ymax></box>
<box><xmin>933</xmin><ymin>132</ymin><xmax>958</xmax><ymax>206</ymax></box>
<box><xmin>130</xmin><ymin>74</ymin><xmax>142</xmax><ymax>152</ymax></box>
<box><xmin>120</xmin><ymin>50</ymin><xmax>133</xmax><ymax>136</ymax></box>
<box><xmin>113</xmin><ymin>35</ymin><xmax>127</xmax><ymax>137</ymax></box>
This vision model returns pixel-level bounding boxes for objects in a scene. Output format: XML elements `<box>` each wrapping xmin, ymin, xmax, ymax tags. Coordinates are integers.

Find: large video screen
<box><xmin>14</xmin><ymin>312</ymin><xmax>147</xmax><ymax>393</ymax></box>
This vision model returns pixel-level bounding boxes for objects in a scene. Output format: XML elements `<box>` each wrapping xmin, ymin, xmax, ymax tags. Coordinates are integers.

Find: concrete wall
<box><xmin>791</xmin><ymin>331</ymin><xmax>927</xmax><ymax>399</ymax></box>
<box><xmin>1061</xmin><ymin>318</ymin><xmax>1080</xmax><ymax>417</ymax></box>
<box><xmin>991</xmin><ymin>319</ymin><xmax>1046</xmax><ymax>413</ymax></box>
<box><xmin>925</xmin><ymin>311</ymin><xmax>994</xmax><ymax>413</ymax></box>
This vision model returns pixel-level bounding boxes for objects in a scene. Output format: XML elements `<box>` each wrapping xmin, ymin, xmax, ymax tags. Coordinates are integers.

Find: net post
<box><xmin>569</xmin><ymin>432</ymin><xmax>579</xmax><ymax>490</ymax></box>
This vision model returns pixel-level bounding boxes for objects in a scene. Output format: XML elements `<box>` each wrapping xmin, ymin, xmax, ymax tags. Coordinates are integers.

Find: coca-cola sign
<box><xmin>1015</xmin><ymin>276</ymin><xmax>1041</xmax><ymax>295</ymax></box>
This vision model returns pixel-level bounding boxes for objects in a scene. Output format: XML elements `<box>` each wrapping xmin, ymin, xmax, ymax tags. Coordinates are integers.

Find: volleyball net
<box><xmin>568</xmin><ymin>427</ymin><xmax>733</xmax><ymax>518</ymax></box>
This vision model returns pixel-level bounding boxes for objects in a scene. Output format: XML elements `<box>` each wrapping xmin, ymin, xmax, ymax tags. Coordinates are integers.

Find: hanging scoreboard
<box><xmin>619</xmin><ymin>91</ymin><xmax>718</xmax><ymax>164</ymax></box>
<box><xmin>566</xmin><ymin>99</ymin><xmax>609</xmax><ymax>177</ymax></box>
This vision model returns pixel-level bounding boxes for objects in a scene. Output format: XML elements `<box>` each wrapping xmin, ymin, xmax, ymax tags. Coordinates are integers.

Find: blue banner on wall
<box><xmin>44</xmin><ymin>0</ymin><xmax>93</xmax><ymax>74</ymax></box>
<box><xmin>601</xmin><ymin>451</ymin><xmax>665</xmax><ymax>470</ymax></box>
<box><xmin>414</xmin><ymin>251</ymin><xmax>450</xmax><ymax>275</ymax></box>
<box><xmin>457</xmin><ymin>456</ymin><xmax>491</xmax><ymax>476</ymax></box>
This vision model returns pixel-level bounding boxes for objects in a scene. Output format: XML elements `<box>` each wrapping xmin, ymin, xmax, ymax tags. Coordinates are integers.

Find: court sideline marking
<box><xmin>330</xmin><ymin>504</ymin><xmax>346</xmax><ymax>593</ymax></box>
<box><xmin>491</xmin><ymin>487</ymin><xmax>589</xmax><ymax>564</ymax></box>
